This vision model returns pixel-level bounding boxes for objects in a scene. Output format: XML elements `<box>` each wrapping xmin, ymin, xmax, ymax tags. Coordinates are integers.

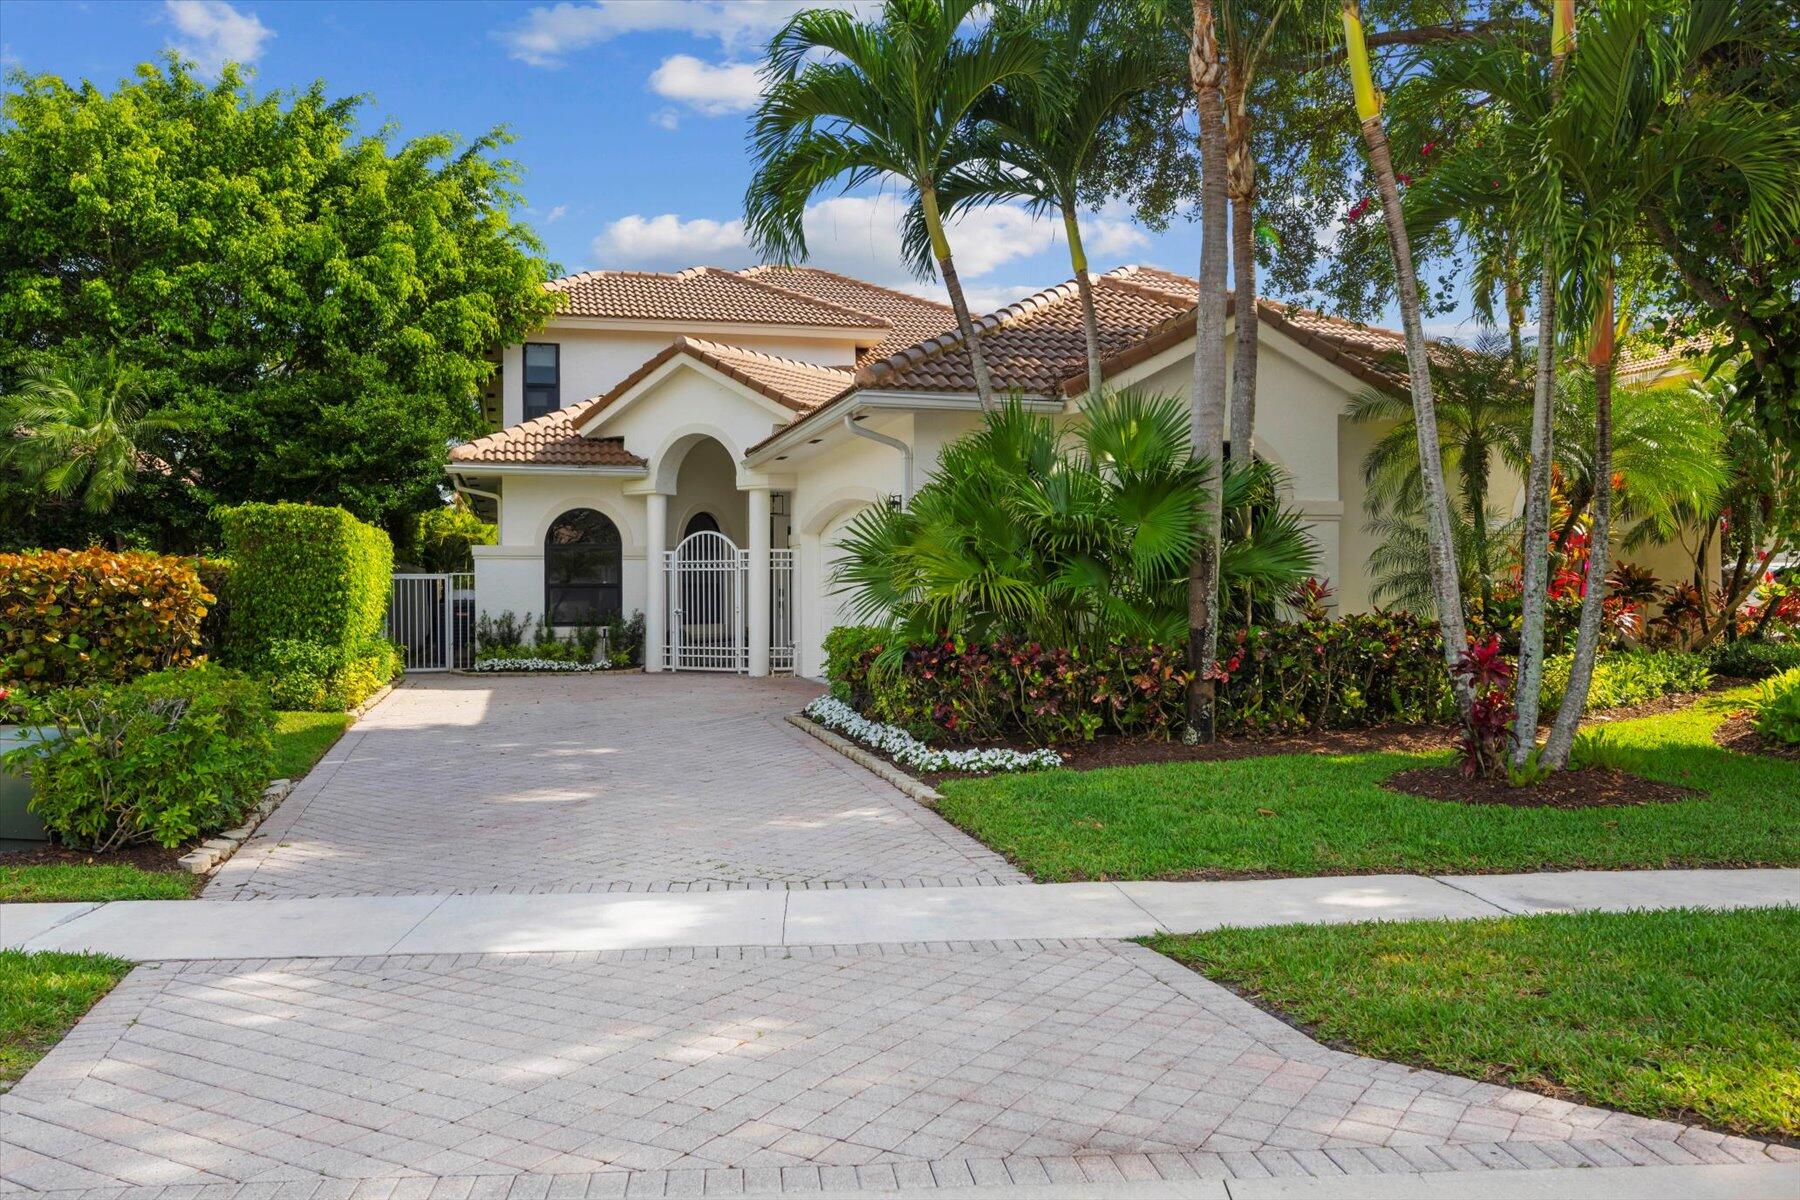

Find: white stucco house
<box><xmin>445</xmin><ymin>262</ymin><xmax>1623</xmax><ymax>678</ymax></box>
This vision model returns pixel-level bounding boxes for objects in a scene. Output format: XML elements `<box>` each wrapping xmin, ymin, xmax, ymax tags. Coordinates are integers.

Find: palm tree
<box><xmin>0</xmin><ymin>354</ymin><xmax>184</xmax><ymax>515</ymax></box>
<box><xmin>830</xmin><ymin>389</ymin><xmax>1317</xmax><ymax>651</ymax></box>
<box><xmin>1532</xmin><ymin>0</ymin><xmax>1800</xmax><ymax>764</ymax></box>
<box><xmin>1186</xmin><ymin>0</ymin><xmax>1231</xmax><ymax>738</ymax></box>
<box><xmin>745</xmin><ymin>0</ymin><xmax>1045</xmax><ymax>410</ymax></box>
<box><xmin>1347</xmin><ymin>330</ymin><xmax>1530</xmax><ymax>613</ymax></box>
<box><xmin>1339</xmin><ymin>0</ymin><xmax>1472</xmax><ymax>722</ymax></box>
<box><xmin>1220</xmin><ymin>0</ymin><xmax>1291</xmax><ymax>463</ymax></box>
<box><xmin>902</xmin><ymin>0</ymin><xmax>1156</xmax><ymax>399</ymax></box>
<box><xmin>1367</xmin><ymin>503</ymin><xmax>1520</xmax><ymax>617</ymax></box>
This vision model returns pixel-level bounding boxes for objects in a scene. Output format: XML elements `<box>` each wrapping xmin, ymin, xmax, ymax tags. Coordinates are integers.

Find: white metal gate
<box><xmin>666</xmin><ymin>530</ymin><xmax>744</xmax><ymax>671</ymax></box>
<box><xmin>387</xmin><ymin>572</ymin><xmax>474</xmax><ymax>672</ymax></box>
<box><xmin>662</xmin><ymin>532</ymin><xmax>795</xmax><ymax>673</ymax></box>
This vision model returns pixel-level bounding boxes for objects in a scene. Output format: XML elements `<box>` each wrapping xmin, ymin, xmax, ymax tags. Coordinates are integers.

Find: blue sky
<box><xmin>1</xmin><ymin>0</ymin><xmax>1474</xmax><ymax>328</ymax></box>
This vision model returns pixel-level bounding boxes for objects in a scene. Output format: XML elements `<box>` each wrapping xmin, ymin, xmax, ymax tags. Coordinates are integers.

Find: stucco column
<box><xmin>643</xmin><ymin>491</ymin><xmax>668</xmax><ymax>671</ymax></box>
<box><xmin>747</xmin><ymin>486</ymin><xmax>772</xmax><ymax>677</ymax></box>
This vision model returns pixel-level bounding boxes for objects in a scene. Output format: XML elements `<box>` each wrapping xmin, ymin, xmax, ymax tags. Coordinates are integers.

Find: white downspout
<box><xmin>843</xmin><ymin>410</ymin><xmax>914</xmax><ymax>505</ymax></box>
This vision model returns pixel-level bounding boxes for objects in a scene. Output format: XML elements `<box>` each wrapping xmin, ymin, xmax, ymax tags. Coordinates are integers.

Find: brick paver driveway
<box><xmin>7</xmin><ymin>677</ymin><xmax>1792</xmax><ymax>1196</ymax></box>
<box><xmin>208</xmin><ymin>675</ymin><xmax>1024</xmax><ymax>898</ymax></box>
<box><xmin>5</xmin><ymin>941</ymin><xmax>1785</xmax><ymax>1195</ymax></box>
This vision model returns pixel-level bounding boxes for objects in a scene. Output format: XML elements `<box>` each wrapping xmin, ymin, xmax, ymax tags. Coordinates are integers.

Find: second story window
<box><xmin>523</xmin><ymin>342</ymin><xmax>560</xmax><ymax>419</ymax></box>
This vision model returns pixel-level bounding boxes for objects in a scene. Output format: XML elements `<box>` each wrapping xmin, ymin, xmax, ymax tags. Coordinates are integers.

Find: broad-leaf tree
<box><xmin>745</xmin><ymin>0</ymin><xmax>1044</xmax><ymax>410</ymax></box>
<box><xmin>0</xmin><ymin>57</ymin><xmax>557</xmax><ymax>544</ymax></box>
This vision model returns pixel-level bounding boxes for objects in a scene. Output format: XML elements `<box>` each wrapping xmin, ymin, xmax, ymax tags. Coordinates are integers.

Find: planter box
<box><xmin>0</xmin><ymin>724</ymin><xmax>57</xmax><ymax>842</ymax></box>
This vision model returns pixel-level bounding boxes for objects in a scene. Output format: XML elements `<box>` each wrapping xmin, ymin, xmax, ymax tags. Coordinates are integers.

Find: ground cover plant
<box><xmin>934</xmin><ymin>686</ymin><xmax>1795</xmax><ymax>880</ymax></box>
<box><xmin>1149</xmin><ymin>907</ymin><xmax>1800</xmax><ymax>1138</ymax></box>
<box><xmin>0</xmin><ymin>949</ymin><xmax>133</xmax><ymax>1086</ymax></box>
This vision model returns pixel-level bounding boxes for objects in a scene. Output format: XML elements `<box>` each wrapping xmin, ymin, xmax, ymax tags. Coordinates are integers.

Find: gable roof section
<box><xmin>545</xmin><ymin>266</ymin><xmax>890</xmax><ymax>331</ymax></box>
<box><xmin>578</xmin><ymin>337</ymin><xmax>853</xmax><ymax>431</ymax></box>
<box><xmin>447</xmin><ymin>399</ymin><xmax>644</xmax><ymax>469</ymax></box>
<box><xmin>737</xmin><ymin>266</ymin><xmax>959</xmax><ymax>364</ymax></box>
<box><xmin>855</xmin><ymin>266</ymin><xmax>1195</xmax><ymax>396</ymax></box>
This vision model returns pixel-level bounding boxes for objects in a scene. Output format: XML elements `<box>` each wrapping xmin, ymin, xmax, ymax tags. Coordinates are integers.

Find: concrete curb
<box><xmin>175</xmin><ymin>777</ymin><xmax>293</xmax><ymax>875</ymax></box>
<box><xmin>787</xmin><ymin>713</ymin><xmax>944</xmax><ymax>807</ymax></box>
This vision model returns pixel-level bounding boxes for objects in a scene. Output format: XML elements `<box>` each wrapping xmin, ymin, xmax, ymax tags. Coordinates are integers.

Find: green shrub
<box><xmin>218</xmin><ymin>503</ymin><xmax>392</xmax><ymax>661</ymax></box>
<box><xmin>2</xmin><ymin>665</ymin><xmax>274</xmax><ymax>851</ymax></box>
<box><xmin>1709</xmin><ymin>639</ymin><xmax>1800</xmax><ymax>680</ymax></box>
<box><xmin>1540</xmin><ymin>650</ymin><xmax>1713</xmax><ymax>714</ymax></box>
<box><xmin>189</xmin><ymin>556</ymin><xmax>233</xmax><ymax>660</ymax></box>
<box><xmin>1219</xmin><ymin>614</ymin><xmax>1453</xmax><ymax>732</ymax></box>
<box><xmin>1752</xmin><ymin>668</ymin><xmax>1800</xmax><ymax>747</ymax></box>
<box><xmin>0</xmin><ymin>549</ymin><xmax>211</xmax><ymax>687</ymax></box>
<box><xmin>259</xmin><ymin>637</ymin><xmax>402</xmax><ymax>711</ymax></box>
<box><xmin>823</xmin><ymin>625</ymin><xmax>890</xmax><ymax>704</ymax></box>
<box><xmin>399</xmin><ymin>501</ymin><xmax>495</xmax><ymax>573</ymax></box>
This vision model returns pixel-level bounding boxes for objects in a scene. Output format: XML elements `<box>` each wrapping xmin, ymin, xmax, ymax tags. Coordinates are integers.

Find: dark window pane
<box><xmin>544</xmin><ymin>509</ymin><xmax>622</xmax><ymax>625</ymax></box>
<box><xmin>524</xmin><ymin>387</ymin><xmax>558</xmax><ymax>418</ymax></box>
<box><xmin>524</xmin><ymin>343</ymin><xmax>559</xmax><ymax>383</ymax></box>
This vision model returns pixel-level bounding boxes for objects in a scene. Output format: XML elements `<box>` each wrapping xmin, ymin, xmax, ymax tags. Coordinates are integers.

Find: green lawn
<box><xmin>1149</xmin><ymin>907</ymin><xmax>1800</xmax><ymax>1139</ymax></box>
<box><xmin>0</xmin><ymin>709</ymin><xmax>348</xmax><ymax>903</ymax></box>
<box><xmin>271</xmin><ymin>709</ymin><xmax>352</xmax><ymax>780</ymax></box>
<box><xmin>936</xmin><ymin>687</ymin><xmax>1796</xmax><ymax>880</ymax></box>
<box><xmin>0</xmin><ymin>949</ymin><xmax>133</xmax><ymax>1085</ymax></box>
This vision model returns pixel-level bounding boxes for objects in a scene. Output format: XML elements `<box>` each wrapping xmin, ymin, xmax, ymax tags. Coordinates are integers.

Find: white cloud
<box><xmin>545</xmin><ymin>205</ymin><xmax>568</xmax><ymax>224</ymax></box>
<box><xmin>650</xmin><ymin>108</ymin><xmax>683</xmax><ymax>130</ymax></box>
<box><xmin>1082</xmin><ymin>200</ymin><xmax>1152</xmax><ymax>259</ymax></box>
<box><xmin>498</xmin><ymin>0</ymin><xmax>866</xmax><ymax>68</ymax></box>
<box><xmin>649</xmin><ymin>55</ymin><xmax>762</xmax><ymax>115</ymax></box>
<box><xmin>958</xmin><ymin>283</ymin><xmax>1047</xmax><ymax>313</ymax></box>
<box><xmin>590</xmin><ymin>194</ymin><xmax>1066</xmax><ymax>291</ymax></box>
<box><xmin>164</xmin><ymin>0</ymin><xmax>272</xmax><ymax>77</ymax></box>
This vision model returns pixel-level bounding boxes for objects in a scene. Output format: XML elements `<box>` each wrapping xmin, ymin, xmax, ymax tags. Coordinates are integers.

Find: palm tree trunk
<box><xmin>1509</xmin><ymin>0</ymin><xmax>1572</xmax><ymax>767</ymax></box>
<box><xmin>1064</xmin><ymin>204</ymin><xmax>1105</xmax><ymax>399</ymax></box>
<box><xmin>1227</xmin><ymin>73</ymin><xmax>1258</xmax><ymax>462</ymax></box>
<box><xmin>1187</xmin><ymin>0</ymin><xmax>1230</xmax><ymax>740</ymax></box>
<box><xmin>1466</xmin><ymin>451</ymin><xmax>1493</xmax><ymax>614</ymax></box>
<box><xmin>1346</xmin><ymin>79</ymin><xmax>1472</xmax><ymax>720</ymax></box>
<box><xmin>922</xmin><ymin>185</ymin><xmax>997</xmax><ymax>410</ymax></box>
<box><xmin>1544</xmin><ymin>278</ymin><xmax>1615</xmax><ymax>765</ymax></box>
<box><xmin>1510</xmin><ymin>252</ymin><xmax>1559</xmax><ymax>759</ymax></box>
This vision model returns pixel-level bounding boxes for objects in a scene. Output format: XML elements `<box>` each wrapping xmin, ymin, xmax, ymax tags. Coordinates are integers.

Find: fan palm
<box><xmin>745</xmin><ymin>0</ymin><xmax>1045</xmax><ymax>410</ymax></box>
<box><xmin>830</xmin><ymin>389</ymin><xmax>1317</xmax><ymax>657</ymax></box>
<box><xmin>1348</xmin><ymin>330</ymin><xmax>1531</xmax><ymax>613</ymax></box>
<box><xmin>901</xmin><ymin>0</ymin><xmax>1157</xmax><ymax>399</ymax></box>
<box><xmin>0</xmin><ymin>355</ymin><xmax>184</xmax><ymax>515</ymax></box>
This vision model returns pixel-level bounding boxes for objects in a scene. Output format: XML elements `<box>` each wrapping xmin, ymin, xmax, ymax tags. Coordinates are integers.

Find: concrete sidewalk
<box><xmin>7</xmin><ymin>868</ymin><xmax>1796</xmax><ymax>961</ymax></box>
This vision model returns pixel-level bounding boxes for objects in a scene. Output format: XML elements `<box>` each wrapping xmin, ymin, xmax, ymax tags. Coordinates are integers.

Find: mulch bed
<box><xmin>0</xmin><ymin>842</ymin><xmax>189</xmax><ymax>873</ymax></box>
<box><xmin>1383</xmin><ymin>765</ymin><xmax>1697</xmax><ymax>809</ymax></box>
<box><xmin>1714</xmin><ymin>710</ymin><xmax>1800</xmax><ymax>763</ymax></box>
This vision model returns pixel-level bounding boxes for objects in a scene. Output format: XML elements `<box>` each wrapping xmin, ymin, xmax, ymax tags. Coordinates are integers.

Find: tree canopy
<box><xmin>0</xmin><ymin>56</ymin><xmax>556</xmax><ymax>547</ymax></box>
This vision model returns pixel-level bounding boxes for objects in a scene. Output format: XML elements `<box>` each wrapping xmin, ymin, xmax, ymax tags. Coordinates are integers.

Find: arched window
<box><xmin>545</xmin><ymin>508</ymin><xmax>622</xmax><ymax>625</ymax></box>
<box><xmin>682</xmin><ymin>511</ymin><xmax>721</xmax><ymax>539</ymax></box>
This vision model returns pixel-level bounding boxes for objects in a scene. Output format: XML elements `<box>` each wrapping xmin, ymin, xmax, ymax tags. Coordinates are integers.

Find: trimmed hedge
<box><xmin>218</xmin><ymin>503</ymin><xmax>392</xmax><ymax>660</ymax></box>
<box><xmin>1</xmin><ymin>665</ymin><xmax>274</xmax><ymax>851</ymax></box>
<box><xmin>1709</xmin><ymin>639</ymin><xmax>1800</xmax><ymax>680</ymax></box>
<box><xmin>1540</xmin><ymin>650</ymin><xmax>1712</xmax><ymax>714</ymax></box>
<box><xmin>0</xmin><ymin>549</ymin><xmax>211</xmax><ymax>687</ymax></box>
<box><xmin>216</xmin><ymin>504</ymin><xmax>399</xmax><ymax>711</ymax></box>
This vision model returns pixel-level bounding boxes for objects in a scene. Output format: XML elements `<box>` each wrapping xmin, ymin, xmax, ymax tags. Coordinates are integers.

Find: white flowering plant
<box><xmin>802</xmin><ymin>696</ymin><xmax>1062</xmax><ymax>773</ymax></box>
<box><xmin>470</xmin><ymin>658</ymin><xmax>618</xmax><ymax>673</ymax></box>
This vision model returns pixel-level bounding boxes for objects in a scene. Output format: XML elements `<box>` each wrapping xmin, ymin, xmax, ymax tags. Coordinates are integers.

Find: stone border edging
<box><xmin>788</xmin><ymin>713</ymin><xmax>944</xmax><ymax>806</ymax></box>
<box><xmin>175</xmin><ymin>777</ymin><xmax>293</xmax><ymax>875</ymax></box>
<box><xmin>348</xmin><ymin>678</ymin><xmax>398</xmax><ymax>720</ymax></box>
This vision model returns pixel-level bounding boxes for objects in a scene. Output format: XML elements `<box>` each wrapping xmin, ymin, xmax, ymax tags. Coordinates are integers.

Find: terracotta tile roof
<box><xmin>545</xmin><ymin>266</ymin><xmax>890</xmax><ymax>331</ymax></box>
<box><xmin>654</xmin><ymin>337</ymin><xmax>854</xmax><ymax>413</ymax></box>
<box><xmin>737</xmin><ymin>266</ymin><xmax>958</xmax><ymax>364</ymax></box>
<box><xmin>448</xmin><ymin>399</ymin><xmax>644</xmax><ymax>468</ymax></box>
<box><xmin>856</xmin><ymin>267</ymin><xmax>1195</xmax><ymax>395</ymax></box>
<box><xmin>1255</xmin><ymin>300</ymin><xmax>1412</xmax><ymax>393</ymax></box>
<box><xmin>1617</xmin><ymin>336</ymin><xmax>1711</xmax><ymax>384</ymax></box>
<box><xmin>449</xmin><ymin>338</ymin><xmax>852</xmax><ymax>467</ymax></box>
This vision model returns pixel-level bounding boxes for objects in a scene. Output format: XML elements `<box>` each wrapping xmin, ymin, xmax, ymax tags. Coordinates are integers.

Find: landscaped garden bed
<box><xmin>1148</xmin><ymin>907</ymin><xmax>1800</xmax><ymax>1141</ymax></box>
